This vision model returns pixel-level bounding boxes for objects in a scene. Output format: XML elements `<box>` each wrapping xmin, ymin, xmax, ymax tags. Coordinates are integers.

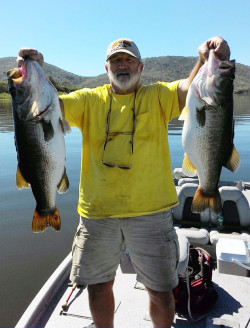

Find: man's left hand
<box><xmin>198</xmin><ymin>36</ymin><xmax>230</xmax><ymax>63</ymax></box>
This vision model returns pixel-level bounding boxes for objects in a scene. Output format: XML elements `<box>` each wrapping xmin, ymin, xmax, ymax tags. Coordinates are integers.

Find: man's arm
<box><xmin>177</xmin><ymin>36</ymin><xmax>230</xmax><ymax>112</ymax></box>
<box><xmin>177</xmin><ymin>58</ymin><xmax>203</xmax><ymax>111</ymax></box>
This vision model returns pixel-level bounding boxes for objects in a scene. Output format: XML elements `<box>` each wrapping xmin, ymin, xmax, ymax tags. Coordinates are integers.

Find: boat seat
<box><xmin>173</xmin><ymin>167</ymin><xmax>190</xmax><ymax>180</ymax></box>
<box><xmin>173</xmin><ymin>168</ymin><xmax>198</xmax><ymax>181</ymax></box>
<box><xmin>120</xmin><ymin>231</ymin><xmax>190</xmax><ymax>276</ymax></box>
<box><xmin>173</xmin><ymin>168</ymin><xmax>199</xmax><ymax>187</ymax></box>
<box><xmin>178</xmin><ymin>177</ymin><xmax>241</xmax><ymax>188</ymax></box>
<box><xmin>210</xmin><ymin>186</ymin><xmax>250</xmax><ymax>245</ymax></box>
<box><xmin>172</xmin><ymin>183</ymin><xmax>210</xmax><ymax>245</ymax></box>
<box><xmin>178</xmin><ymin>177</ymin><xmax>199</xmax><ymax>187</ymax></box>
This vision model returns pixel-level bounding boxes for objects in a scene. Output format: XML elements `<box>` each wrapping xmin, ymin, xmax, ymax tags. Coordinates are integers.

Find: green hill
<box><xmin>1</xmin><ymin>56</ymin><xmax>249</xmax><ymax>94</ymax></box>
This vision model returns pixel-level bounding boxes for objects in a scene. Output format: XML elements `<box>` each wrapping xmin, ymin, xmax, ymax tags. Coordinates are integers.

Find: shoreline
<box><xmin>0</xmin><ymin>90</ymin><xmax>249</xmax><ymax>100</ymax></box>
<box><xmin>0</xmin><ymin>91</ymin><xmax>69</xmax><ymax>102</ymax></box>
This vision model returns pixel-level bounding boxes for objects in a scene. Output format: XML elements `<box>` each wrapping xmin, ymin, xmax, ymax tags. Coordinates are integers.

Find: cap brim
<box><xmin>106</xmin><ymin>49</ymin><xmax>138</xmax><ymax>61</ymax></box>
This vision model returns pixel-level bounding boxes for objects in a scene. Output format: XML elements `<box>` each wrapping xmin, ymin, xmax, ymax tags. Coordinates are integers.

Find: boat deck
<box><xmin>36</xmin><ymin>260</ymin><xmax>250</xmax><ymax>328</ymax></box>
<box><xmin>15</xmin><ymin>179</ymin><xmax>250</xmax><ymax>328</ymax></box>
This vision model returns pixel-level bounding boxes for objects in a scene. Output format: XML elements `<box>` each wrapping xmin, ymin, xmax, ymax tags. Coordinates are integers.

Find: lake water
<box><xmin>0</xmin><ymin>94</ymin><xmax>250</xmax><ymax>327</ymax></box>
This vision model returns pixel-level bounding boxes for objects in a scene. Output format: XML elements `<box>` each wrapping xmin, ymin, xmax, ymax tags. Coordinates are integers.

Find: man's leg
<box><xmin>146</xmin><ymin>287</ymin><xmax>175</xmax><ymax>328</ymax></box>
<box><xmin>88</xmin><ymin>280</ymin><xmax>115</xmax><ymax>328</ymax></box>
<box><xmin>121</xmin><ymin>211</ymin><xmax>178</xmax><ymax>328</ymax></box>
<box><xmin>70</xmin><ymin>218</ymin><xmax>123</xmax><ymax>327</ymax></box>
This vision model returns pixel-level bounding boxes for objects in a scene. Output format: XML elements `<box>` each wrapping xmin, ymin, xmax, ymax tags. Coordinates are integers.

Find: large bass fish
<box><xmin>180</xmin><ymin>50</ymin><xmax>239</xmax><ymax>214</ymax></box>
<box><xmin>7</xmin><ymin>59</ymin><xmax>70</xmax><ymax>232</ymax></box>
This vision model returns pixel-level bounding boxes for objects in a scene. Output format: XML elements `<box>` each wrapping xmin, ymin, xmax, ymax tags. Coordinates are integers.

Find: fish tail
<box><xmin>47</xmin><ymin>208</ymin><xmax>61</xmax><ymax>231</ymax></box>
<box><xmin>32</xmin><ymin>208</ymin><xmax>61</xmax><ymax>233</ymax></box>
<box><xmin>192</xmin><ymin>187</ymin><xmax>222</xmax><ymax>214</ymax></box>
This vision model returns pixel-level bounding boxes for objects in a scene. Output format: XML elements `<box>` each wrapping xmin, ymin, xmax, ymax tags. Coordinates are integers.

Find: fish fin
<box><xmin>182</xmin><ymin>153</ymin><xmax>197</xmax><ymax>177</ymax></box>
<box><xmin>178</xmin><ymin>106</ymin><xmax>188</xmax><ymax>121</ymax></box>
<box><xmin>32</xmin><ymin>208</ymin><xmax>61</xmax><ymax>233</ymax></box>
<box><xmin>59</xmin><ymin>117</ymin><xmax>71</xmax><ymax>135</ymax></box>
<box><xmin>57</xmin><ymin>169</ymin><xmax>70</xmax><ymax>194</ymax></box>
<box><xmin>42</xmin><ymin>120</ymin><xmax>54</xmax><ymax>142</ymax></box>
<box><xmin>201</xmin><ymin>96</ymin><xmax>216</xmax><ymax>106</ymax></box>
<box><xmin>224</xmin><ymin>146</ymin><xmax>240</xmax><ymax>172</ymax></box>
<box><xmin>192</xmin><ymin>187</ymin><xmax>222</xmax><ymax>214</ymax></box>
<box><xmin>196</xmin><ymin>106</ymin><xmax>206</xmax><ymax>127</ymax></box>
<box><xmin>16</xmin><ymin>166</ymin><xmax>30</xmax><ymax>189</ymax></box>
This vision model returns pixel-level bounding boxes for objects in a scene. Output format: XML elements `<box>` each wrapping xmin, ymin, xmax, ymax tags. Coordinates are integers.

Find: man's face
<box><xmin>106</xmin><ymin>53</ymin><xmax>143</xmax><ymax>93</ymax></box>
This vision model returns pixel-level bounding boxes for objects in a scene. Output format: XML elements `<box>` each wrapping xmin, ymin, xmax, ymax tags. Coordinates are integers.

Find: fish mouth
<box><xmin>219</xmin><ymin>60</ymin><xmax>235</xmax><ymax>78</ymax></box>
<box><xmin>7</xmin><ymin>65</ymin><xmax>26</xmax><ymax>84</ymax></box>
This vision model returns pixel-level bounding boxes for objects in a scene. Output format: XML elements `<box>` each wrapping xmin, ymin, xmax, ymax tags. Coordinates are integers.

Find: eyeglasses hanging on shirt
<box><xmin>102</xmin><ymin>91</ymin><xmax>136</xmax><ymax>169</ymax></box>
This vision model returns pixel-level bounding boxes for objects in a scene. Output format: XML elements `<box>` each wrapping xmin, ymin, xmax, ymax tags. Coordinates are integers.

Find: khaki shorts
<box><xmin>70</xmin><ymin>210</ymin><xmax>179</xmax><ymax>291</ymax></box>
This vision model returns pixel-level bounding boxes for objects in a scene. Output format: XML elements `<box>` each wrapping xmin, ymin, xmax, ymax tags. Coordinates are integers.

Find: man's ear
<box><xmin>105</xmin><ymin>62</ymin><xmax>108</xmax><ymax>72</ymax></box>
<box><xmin>139</xmin><ymin>63</ymin><xmax>144</xmax><ymax>72</ymax></box>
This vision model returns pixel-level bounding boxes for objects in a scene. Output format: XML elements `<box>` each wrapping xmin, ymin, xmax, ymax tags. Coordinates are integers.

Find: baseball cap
<box><xmin>106</xmin><ymin>38</ymin><xmax>141</xmax><ymax>61</ymax></box>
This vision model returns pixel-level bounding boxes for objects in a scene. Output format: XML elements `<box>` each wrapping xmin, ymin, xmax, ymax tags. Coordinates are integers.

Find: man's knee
<box><xmin>88</xmin><ymin>280</ymin><xmax>114</xmax><ymax>298</ymax></box>
<box><xmin>146</xmin><ymin>287</ymin><xmax>174</xmax><ymax>305</ymax></box>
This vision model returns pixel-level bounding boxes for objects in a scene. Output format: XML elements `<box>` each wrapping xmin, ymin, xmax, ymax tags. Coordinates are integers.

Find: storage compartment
<box><xmin>216</xmin><ymin>238</ymin><xmax>250</xmax><ymax>277</ymax></box>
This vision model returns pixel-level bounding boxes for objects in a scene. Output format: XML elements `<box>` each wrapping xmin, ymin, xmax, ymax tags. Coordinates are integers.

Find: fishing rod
<box><xmin>61</xmin><ymin>283</ymin><xmax>78</xmax><ymax>312</ymax></box>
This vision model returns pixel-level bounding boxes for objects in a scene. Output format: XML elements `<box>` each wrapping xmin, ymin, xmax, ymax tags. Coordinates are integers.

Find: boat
<box><xmin>15</xmin><ymin>171</ymin><xmax>250</xmax><ymax>328</ymax></box>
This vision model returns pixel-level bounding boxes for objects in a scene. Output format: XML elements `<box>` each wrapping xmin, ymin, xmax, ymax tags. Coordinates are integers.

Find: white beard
<box><xmin>107</xmin><ymin>66</ymin><xmax>142</xmax><ymax>92</ymax></box>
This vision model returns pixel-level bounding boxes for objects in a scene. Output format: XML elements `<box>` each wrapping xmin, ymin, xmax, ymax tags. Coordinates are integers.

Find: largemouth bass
<box><xmin>7</xmin><ymin>59</ymin><xmax>70</xmax><ymax>232</ymax></box>
<box><xmin>180</xmin><ymin>50</ymin><xmax>239</xmax><ymax>214</ymax></box>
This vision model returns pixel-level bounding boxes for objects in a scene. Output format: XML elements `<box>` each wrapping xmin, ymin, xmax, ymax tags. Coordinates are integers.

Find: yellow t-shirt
<box><xmin>60</xmin><ymin>81</ymin><xmax>180</xmax><ymax>218</ymax></box>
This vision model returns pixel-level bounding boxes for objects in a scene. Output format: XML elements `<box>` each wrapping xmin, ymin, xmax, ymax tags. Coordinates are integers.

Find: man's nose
<box><xmin>118</xmin><ymin>60</ymin><xmax>128</xmax><ymax>69</ymax></box>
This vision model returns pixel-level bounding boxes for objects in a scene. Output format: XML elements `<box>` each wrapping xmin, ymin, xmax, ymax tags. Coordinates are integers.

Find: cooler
<box><xmin>216</xmin><ymin>238</ymin><xmax>250</xmax><ymax>277</ymax></box>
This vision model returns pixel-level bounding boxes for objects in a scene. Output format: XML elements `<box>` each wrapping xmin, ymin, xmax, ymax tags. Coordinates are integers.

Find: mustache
<box><xmin>115</xmin><ymin>69</ymin><xmax>131</xmax><ymax>76</ymax></box>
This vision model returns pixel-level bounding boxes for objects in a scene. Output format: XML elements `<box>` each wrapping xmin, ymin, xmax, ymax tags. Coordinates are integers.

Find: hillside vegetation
<box><xmin>1</xmin><ymin>56</ymin><xmax>249</xmax><ymax>95</ymax></box>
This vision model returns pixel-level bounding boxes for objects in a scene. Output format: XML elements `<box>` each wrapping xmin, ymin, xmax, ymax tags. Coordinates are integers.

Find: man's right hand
<box><xmin>17</xmin><ymin>48</ymin><xmax>44</xmax><ymax>67</ymax></box>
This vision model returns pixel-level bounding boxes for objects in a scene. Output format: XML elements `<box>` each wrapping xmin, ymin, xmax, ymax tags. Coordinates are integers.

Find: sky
<box><xmin>1</xmin><ymin>0</ymin><xmax>250</xmax><ymax>77</ymax></box>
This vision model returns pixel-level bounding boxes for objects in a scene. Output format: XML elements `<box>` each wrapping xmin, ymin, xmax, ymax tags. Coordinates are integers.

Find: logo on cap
<box><xmin>111</xmin><ymin>40</ymin><xmax>132</xmax><ymax>50</ymax></box>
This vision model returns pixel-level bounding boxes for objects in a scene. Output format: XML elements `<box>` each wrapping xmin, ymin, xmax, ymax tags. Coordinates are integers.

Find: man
<box><xmin>17</xmin><ymin>36</ymin><xmax>230</xmax><ymax>328</ymax></box>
